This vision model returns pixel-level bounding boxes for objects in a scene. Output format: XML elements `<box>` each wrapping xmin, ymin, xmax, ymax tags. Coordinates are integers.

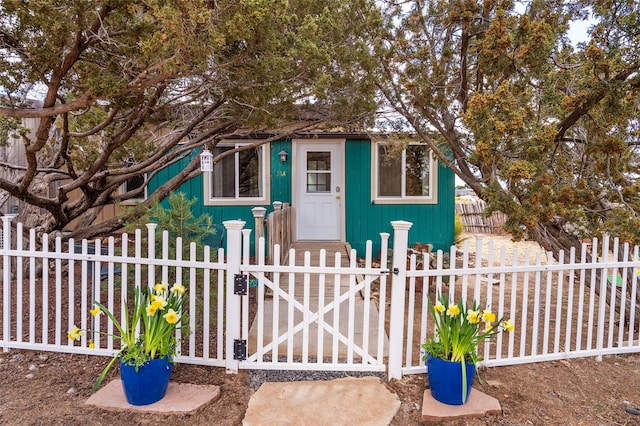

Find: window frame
<box><xmin>371</xmin><ymin>142</ymin><xmax>438</xmax><ymax>204</ymax></box>
<box><xmin>120</xmin><ymin>173</ymin><xmax>148</xmax><ymax>203</ymax></box>
<box><xmin>203</xmin><ymin>141</ymin><xmax>270</xmax><ymax>206</ymax></box>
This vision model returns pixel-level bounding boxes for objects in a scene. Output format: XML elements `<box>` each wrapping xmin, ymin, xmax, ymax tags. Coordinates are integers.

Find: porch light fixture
<box><xmin>200</xmin><ymin>147</ymin><xmax>213</xmax><ymax>172</ymax></box>
<box><xmin>279</xmin><ymin>149</ymin><xmax>288</xmax><ymax>163</ymax></box>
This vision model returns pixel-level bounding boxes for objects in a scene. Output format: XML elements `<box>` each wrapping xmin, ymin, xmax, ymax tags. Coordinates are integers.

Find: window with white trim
<box><xmin>374</xmin><ymin>143</ymin><xmax>436</xmax><ymax>203</ymax></box>
<box><xmin>121</xmin><ymin>174</ymin><xmax>147</xmax><ymax>202</ymax></box>
<box><xmin>120</xmin><ymin>157</ymin><xmax>148</xmax><ymax>202</ymax></box>
<box><xmin>209</xmin><ymin>143</ymin><xmax>266</xmax><ymax>201</ymax></box>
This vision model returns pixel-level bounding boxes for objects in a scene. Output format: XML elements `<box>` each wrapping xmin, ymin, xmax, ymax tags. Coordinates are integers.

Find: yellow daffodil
<box><xmin>90</xmin><ymin>306</ymin><xmax>102</xmax><ymax>317</ymax></box>
<box><xmin>482</xmin><ymin>309</ymin><xmax>496</xmax><ymax>323</ymax></box>
<box><xmin>484</xmin><ymin>323</ymin><xmax>494</xmax><ymax>333</ymax></box>
<box><xmin>446</xmin><ymin>304</ymin><xmax>460</xmax><ymax>317</ymax></box>
<box><xmin>163</xmin><ymin>308</ymin><xmax>181</xmax><ymax>324</ymax></box>
<box><xmin>67</xmin><ymin>325</ymin><xmax>83</xmax><ymax>341</ymax></box>
<box><xmin>503</xmin><ymin>319</ymin><xmax>515</xmax><ymax>332</ymax></box>
<box><xmin>154</xmin><ymin>282</ymin><xmax>168</xmax><ymax>294</ymax></box>
<box><xmin>170</xmin><ymin>283</ymin><xmax>186</xmax><ymax>295</ymax></box>
<box><xmin>434</xmin><ymin>301</ymin><xmax>445</xmax><ymax>313</ymax></box>
<box><xmin>151</xmin><ymin>296</ymin><xmax>167</xmax><ymax>310</ymax></box>
<box><xmin>467</xmin><ymin>310</ymin><xmax>480</xmax><ymax>324</ymax></box>
<box><xmin>146</xmin><ymin>304</ymin><xmax>158</xmax><ymax>316</ymax></box>
<box><xmin>89</xmin><ymin>339</ymin><xmax>95</xmax><ymax>349</ymax></box>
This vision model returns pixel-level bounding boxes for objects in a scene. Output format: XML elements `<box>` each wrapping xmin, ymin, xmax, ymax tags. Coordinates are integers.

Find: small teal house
<box><xmin>149</xmin><ymin>133</ymin><xmax>454</xmax><ymax>256</ymax></box>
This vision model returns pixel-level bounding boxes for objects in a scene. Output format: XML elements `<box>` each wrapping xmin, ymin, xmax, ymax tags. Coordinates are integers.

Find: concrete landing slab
<box><xmin>421</xmin><ymin>388</ymin><xmax>502</xmax><ymax>422</ymax></box>
<box><xmin>85</xmin><ymin>380</ymin><xmax>221</xmax><ymax>414</ymax></box>
<box><xmin>243</xmin><ymin>376</ymin><xmax>401</xmax><ymax>426</ymax></box>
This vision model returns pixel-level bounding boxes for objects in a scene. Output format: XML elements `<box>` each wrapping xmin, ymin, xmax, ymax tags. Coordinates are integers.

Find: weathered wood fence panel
<box><xmin>456</xmin><ymin>200</ymin><xmax>507</xmax><ymax>234</ymax></box>
<box><xmin>266</xmin><ymin>202</ymin><xmax>292</xmax><ymax>260</ymax></box>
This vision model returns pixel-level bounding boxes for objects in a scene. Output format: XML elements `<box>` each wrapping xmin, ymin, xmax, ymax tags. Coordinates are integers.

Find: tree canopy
<box><xmin>0</xmin><ymin>0</ymin><xmax>379</xmax><ymax>239</ymax></box>
<box><xmin>369</xmin><ymin>0</ymin><xmax>640</xmax><ymax>256</ymax></box>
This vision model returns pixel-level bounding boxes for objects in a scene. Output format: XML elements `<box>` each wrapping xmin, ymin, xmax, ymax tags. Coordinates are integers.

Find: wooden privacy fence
<box><xmin>2</xmin><ymin>215</ymin><xmax>640</xmax><ymax>380</ymax></box>
<box><xmin>456</xmin><ymin>199</ymin><xmax>507</xmax><ymax>234</ymax></box>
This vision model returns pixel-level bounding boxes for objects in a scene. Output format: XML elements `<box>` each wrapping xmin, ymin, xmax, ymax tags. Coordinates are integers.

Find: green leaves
<box><xmin>369</xmin><ymin>0</ymin><xmax>640</xmax><ymax>251</ymax></box>
<box><xmin>0</xmin><ymin>0</ymin><xmax>380</xmax><ymax>238</ymax></box>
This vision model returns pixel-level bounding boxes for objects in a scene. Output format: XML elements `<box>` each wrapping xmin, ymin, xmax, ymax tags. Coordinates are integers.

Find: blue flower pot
<box><xmin>426</xmin><ymin>354</ymin><xmax>475</xmax><ymax>405</ymax></box>
<box><xmin>120</xmin><ymin>356</ymin><xmax>173</xmax><ymax>406</ymax></box>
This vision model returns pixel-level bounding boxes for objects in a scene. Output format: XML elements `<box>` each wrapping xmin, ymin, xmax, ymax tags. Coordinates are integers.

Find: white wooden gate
<box><xmin>235</xmin><ymin>234</ymin><xmax>392</xmax><ymax>372</ymax></box>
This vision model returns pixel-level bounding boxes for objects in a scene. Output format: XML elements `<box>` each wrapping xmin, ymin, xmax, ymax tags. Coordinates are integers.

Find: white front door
<box><xmin>295</xmin><ymin>141</ymin><xmax>343</xmax><ymax>240</ymax></box>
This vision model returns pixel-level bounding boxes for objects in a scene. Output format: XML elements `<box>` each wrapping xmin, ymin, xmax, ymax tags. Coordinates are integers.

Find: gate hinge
<box><xmin>233</xmin><ymin>339</ymin><xmax>247</xmax><ymax>360</ymax></box>
<box><xmin>234</xmin><ymin>274</ymin><xmax>248</xmax><ymax>295</ymax></box>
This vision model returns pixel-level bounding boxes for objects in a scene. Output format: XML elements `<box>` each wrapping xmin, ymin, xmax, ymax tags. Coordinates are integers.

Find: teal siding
<box><xmin>344</xmin><ymin>140</ymin><xmax>455</xmax><ymax>256</ymax></box>
<box><xmin>148</xmin><ymin>141</ymin><xmax>293</xmax><ymax>253</ymax></box>
<box><xmin>269</xmin><ymin>140</ymin><xmax>293</xmax><ymax>205</ymax></box>
<box><xmin>149</xmin><ymin>138</ymin><xmax>454</xmax><ymax>256</ymax></box>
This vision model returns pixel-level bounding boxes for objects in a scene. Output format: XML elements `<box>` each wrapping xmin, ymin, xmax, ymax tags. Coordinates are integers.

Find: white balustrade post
<box><xmin>387</xmin><ymin>220</ymin><xmax>413</xmax><ymax>380</ymax></box>
<box><xmin>146</xmin><ymin>223</ymin><xmax>157</xmax><ymax>288</ymax></box>
<box><xmin>2</xmin><ymin>214</ymin><xmax>16</xmax><ymax>352</ymax></box>
<box><xmin>251</xmin><ymin>207</ymin><xmax>267</xmax><ymax>255</ymax></box>
<box><xmin>224</xmin><ymin>219</ymin><xmax>246</xmax><ymax>373</ymax></box>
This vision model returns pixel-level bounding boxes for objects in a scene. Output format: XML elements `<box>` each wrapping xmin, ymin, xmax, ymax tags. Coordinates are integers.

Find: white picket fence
<box><xmin>0</xmin><ymin>217</ymin><xmax>228</xmax><ymax>368</ymax></box>
<box><xmin>401</xmin><ymin>233</ymin><xmax>640</xmax><ymax>375</ymax></box>
<box><xmin>2</xmin><ymin>215</ymin><xmax>640</xmax><ymax>380</ymax></box>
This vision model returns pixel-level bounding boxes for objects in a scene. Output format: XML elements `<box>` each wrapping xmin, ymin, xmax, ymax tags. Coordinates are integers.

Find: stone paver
<box><xmin>421</xmin><ymin>388</ymin><xmax>502</xmax><ymax>422</ymax></box>
<box><xmin>85</xmin><ymin>380</ymin><xmax>220</xmax><ymax>414</ymax></box>
<box><xmin>243</xmin><ymin>376</ymin><xmax>401</xmax><ymax>426</ymax></box>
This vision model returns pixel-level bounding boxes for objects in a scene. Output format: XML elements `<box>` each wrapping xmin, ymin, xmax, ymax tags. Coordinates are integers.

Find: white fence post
<box><xmin>387</xmin><ymin>220</ymin><xmax>413</xmax><ymax>380</ymax></box>
<box><xmin>2</xmin><ymin>214</ymin><xmax>16</xmax><ymax>352</ymax></box>
<box><xmin>251</xmin><ymin>207</ymin><xmax>267</xmax><ymax>254</ymax></box>
<box><xmin>224</xmin><ymin>219</ymin><xmax>245</xmax><ymax>373</ymax></box>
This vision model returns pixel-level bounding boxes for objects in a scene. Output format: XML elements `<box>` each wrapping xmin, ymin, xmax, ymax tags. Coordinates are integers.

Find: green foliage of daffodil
<box><xmin>68</xmin><ymin>282</ymin><xmax>188</xmax><ymax>392</ymax></box>
<box><xmin>422</xmin><ymin>293</ymin><xmax>514</xmax><ymax>404</ymax></box>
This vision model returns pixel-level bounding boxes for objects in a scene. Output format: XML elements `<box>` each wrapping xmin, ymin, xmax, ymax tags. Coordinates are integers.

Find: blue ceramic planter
<box><xmin>120</xmin><ymin>356</ymin><xmax>173</xmax><ymax>406</ymax></box>
<box><xmin>426</xmin><ymin>354</ymin><xmax>475</xmax><ymax>405</ymax></box>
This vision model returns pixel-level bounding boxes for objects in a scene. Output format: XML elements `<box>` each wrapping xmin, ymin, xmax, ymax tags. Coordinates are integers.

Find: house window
<box><xmin>120</xmin><ymin>157</ymin><xmax>148</xmax><ymax>202</ymax></box>
<box><xmin>209</xmin><ymin>143</ymin><xmax>266</xmax><ymax>201</ymax></box>
<box><xmin>306</xmin><ymin>151</ymin><xmax>331</xmax><ymax>193</ymax></box>
<box><xmin>122</xmin><ymin>173</ymin><xmax>147</xmax><ymax>201</ymax></box>
<box><xmin>374</xmin><ymin>143</ymin><xmax>437</xmax><ymax>203</ymax></box>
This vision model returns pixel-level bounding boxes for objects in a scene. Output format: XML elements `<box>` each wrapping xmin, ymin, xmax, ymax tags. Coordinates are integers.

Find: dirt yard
<box><xmin>1</xmin><ymin>349</ymin><xmax>639</xmax><ymax>425</ymax></box>
<box><xmin>1</xmin><ymin>233</ymin><xmax>640</xmax><ymax>425</ymax></box>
